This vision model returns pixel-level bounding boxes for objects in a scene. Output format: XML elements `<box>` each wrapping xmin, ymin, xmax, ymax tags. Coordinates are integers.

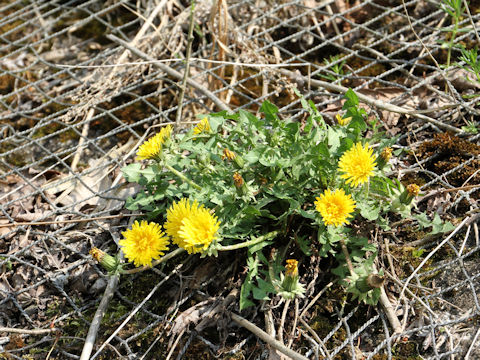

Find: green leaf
<box><xmin>430</xmin><ymin>214</ymin><xmax>455</xmax><ymax>234</ymax></box>
<box><xmin>315</xmin><ymin>143</ymin><xmax>330</xmax><ymax>158</ymax></box>
<box><xmin>343</xmin><ymin>88</ymin><xmax>359</xmax><ymax>108</ymax></box>
<box><xmin>208</xmin><ymin>116</ymin><xmax>224</xmax><ymax>132</ymax></box>
<box><xmin>297</xmin><ymin>235</ymin><xmax>312</xmax><ymax>255</ymax></box>
<box><xmin>122</xmin><ymin>163</ymin><xmax>143</xmax><ymax>183</ymax></box>
<box><xmin>357</xmin><ymin>201</ymin><xmax>380</xmax><ymax>221</ymax></box>
<box><xmin>252</xmin><ymin>285</ymin><xmax>270</xmax><ymax>301</ymax></box>
<box><xmin>415</xmin><ymin>213</ymin><xmax>431</xmax><ymax>228</ymax></box>
<box><xmin>244</xmin><ymin>147</ymin><xmax>265</xmax><ymax>164</ymax></box>
<box><xmin>248</xmin><ymin>240</ymin><xmax>273</xmax><ymax>254</ymax></box>
<box><xmin>260</xmin><ymin>100</ymin><xmax>279</xmax><ymax>123</ymax></box>
<box><xmin>142</xmin><ymin>165</ymin><xmax>160</xmax><ymax>182</ymax></box>
<box><xmin>239</xmin><ymin>282</ymin><xmax>255</xmax><ymax>310</ymax></box>
<box><xmin>327</xmin><ymin>127</ymin><xmax>341</xmax><ymax>153</ymax></box>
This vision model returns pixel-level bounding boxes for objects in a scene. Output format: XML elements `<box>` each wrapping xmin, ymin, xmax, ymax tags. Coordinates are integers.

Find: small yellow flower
<box><xmin>222</xmin><ymin>148</ymin><xmax>236</xmax><ymax>161</ymax></box>
<box><xmin>193</xmin><ymin>117</ymin><xmax>211</xmax><ymax>135</ymax></box>
<box><xmin>164</xmin><ymin>199</ymin><xmax>220</xmax><ymax>254</ymax></box>
<box><xmin>338</xmin><ymin>142</ymin><xmax>377</xmax><ymax>187</ymax></box>
<box><xmin>136</xmin><ymin>125</ymin><xmax>173</xmax><ymax>160</ymax></box>
<box><xmin>119</xmin><ymin>221</ymin><xmax>169</xmax><ymax>267</ymax></box>
<box><xmin>336</xmin><ymin>114</ymin><xmax>352</xmax><ymax>126</ymax></box>
<box><xmin>285</xmin><ymin>259</ymin><xmax>299</xmax><ymax>277</ymax></box>
<box><xmin>315</xmin><ymin>188</ymin><xmax>356</xmax><ymax>227</ymax></box>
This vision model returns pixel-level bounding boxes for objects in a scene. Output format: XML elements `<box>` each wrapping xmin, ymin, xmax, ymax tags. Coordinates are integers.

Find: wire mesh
<box><xmin>1</xmin><ymin>0</ymin><xmax>480</xmax><ymax>358</ymax></box>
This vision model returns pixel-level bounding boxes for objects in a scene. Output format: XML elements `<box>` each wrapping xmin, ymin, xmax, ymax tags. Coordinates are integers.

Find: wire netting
<box><xmin>1</xmin><ymin>0</ymin><xmax>480</xmax><ymax>358</ymax></box>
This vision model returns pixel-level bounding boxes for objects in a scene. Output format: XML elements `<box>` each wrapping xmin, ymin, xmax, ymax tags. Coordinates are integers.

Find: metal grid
<box><xmin>1</xmin><ymin>0</ymin><xmax>480</xmax><ymax>358</ymax></box>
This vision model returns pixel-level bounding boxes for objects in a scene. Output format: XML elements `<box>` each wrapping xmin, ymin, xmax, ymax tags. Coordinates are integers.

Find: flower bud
<box><xmin>233</xmin><ymin>172</ymin><xmax>244</xmax><ymax>188</ymax></box>
<box><xmin>279</xmin><ymin>259</ymin><xmax>305</xmax><ymax>299</ymax></box>
<box><xmin>234</xmin><ymin>155</ymin><xmax>245</xmax><ymax>169</ymax></box>
<box><xmin>399</xmin><ymin>184</ymin><xmax>420</xmax><ymax>205</ymax></box>
<box><xmin>355</xmin><ymin>274</ymin><xmax>385</xmax><ymax>293</ymax></box>
<box><xmin>377</xmin><ymin>147</ymin><xmax>392</xmax><ymax>170</ymax></box>
<box><xmin>222</xmin><ymin>148</ymin><xmax>236</xmax><ymax>161</ymax></box>
<box><xmin>89</xmin><ymin>248</ymin><xmax>119</xmax><ymax>273</ymax></box>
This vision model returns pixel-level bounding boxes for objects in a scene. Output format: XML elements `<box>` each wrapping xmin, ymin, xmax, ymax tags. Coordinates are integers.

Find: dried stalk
<box><xmin>174</xmin><ymin>1</ymin><xmax>196</xmax><ymax>130</ymax></box>
<box><xmin>230</xmin><ymin>312</ymin><xmax>309</xmax><ymax>360</ymax></box>
<box><xmin>79</xmin><ymin>274</ymin><xmax>119</xmax><ymax>360</ymax></box>
<box><xmin>0</xmin><ymin>327</ymin><xmax>60</xmax><ymax>335</ymax></box>
<box><xmin>107</xmin><ymin>34</ymin><xmax>231</xmax><ymax>112</ymax></box>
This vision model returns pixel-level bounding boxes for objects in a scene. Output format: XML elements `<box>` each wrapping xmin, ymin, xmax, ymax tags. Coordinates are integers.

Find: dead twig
<box><xmin>278</xmin><ymin>299</ymin><xmax>291</xmax><ymax>343</ymax></box>
<box><xmin>279</xmin><ymin>69</ymin><xmax>463</xmax><ymax>134</ymax></box>
<box><xmin>174</xmin><ymin>1</ymin><xmax>196</xmax><ymax>130</ymax></box>
<box><xmin>0</xmin><ymin>327</ymin><xmax>60</xmax><ymax>335</ymax></box>
<box><xmin>397</xmin><ymin>215</ymin><xmax>474</xmax><ymax>308</ymax></box>
<box><xmin>0</xmin><ymin>213</ymin><xmax>141</xmax><ymax>228</ymax></box>
<box><xmin>70</xmin><ymin>109</ymin><xmax>93</xmax><ymax>172</ymax></box>
<box><xmin>90</xmin><ymin>264</ymin><xmax>183</xmax><ymax>360</ymax></box>
<box><xmin>79</xmin><ymin>274</ymin><xmax>120</xmax><ymax>360</ymax></box>
<box><xmin>230</xmin><ymin>312</ymin><xmax>309</xmax><ymax>360</ymax></box>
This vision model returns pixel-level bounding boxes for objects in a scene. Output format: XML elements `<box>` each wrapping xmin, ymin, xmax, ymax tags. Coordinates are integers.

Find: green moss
<box><xmin>0</xmin><ymin>141</ymin><xmax>28</xmax><ymax>167</ymax></box>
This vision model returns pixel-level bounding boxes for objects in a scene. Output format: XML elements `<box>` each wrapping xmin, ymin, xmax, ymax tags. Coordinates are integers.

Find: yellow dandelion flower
<box><xmin>119</xmin><ymin>221</ymin><xmax>169</xmax><ymax>267</ymax></box>
<box><xmin>193</xmin><ymin>117</ymin><xmax>211</xmax><ymax>135</ymax></box>
<box><xmin>164</xmin><ymin>198</ymin><xmax>198</xmax><ymax>246</ymax></box>
<box><xmin>164</xmin><ymin>198</ymin><xmax>220</xmax><ymax>254</ymax></box>
<box><xmin>315</xmin><ymin>188</ymin><xmax>356</xmax><ymax>227</ymax></box>
<box><xmin>336</xmin><ymin>114</ymin><xmax>352</xmax><ymax>126</ymax></box>
<box><xmin>285</xmin><ymin>259</ymin><xmax>299</xmax><ymax>277</ymax></box>
<box><xmin>178</xmin><ymin>207</ymin><xmax>220</xmax><ymax>254</ymax></box>
<box><xmin>136</xmin><ymin>125</ymin><xmax>173</xmax><ymax>160</ymax></box>
<box><xmin>338</xmin><ymin>142</ymin><xmax>377</xmax><ymax>187</ymax></box>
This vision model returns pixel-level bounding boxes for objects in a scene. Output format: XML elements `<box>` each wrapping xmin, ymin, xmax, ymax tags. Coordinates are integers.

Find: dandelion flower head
<box><xmin>336</xmin><ymin>114</ymin><xmax>352</xmax><ymax>126</ymax></box>
<box><xmin>193</xmin><ymin>117</ymin><xmax>211</xmax><ymax>135</ymax></box>
<box><xmin>164</xmin><ymin>198</ymin><xmax>198</xmax><ymax>243</ymax></box>
<box><xmin>315</xmin><ymin>188</ymin><xmax>356</xmax><ymax>227</ymax></box>
<box><xmin>164</xmin><ymin>199</ymin><xmax>220</xmax><ymax>254</ymax></box>
<box><xmin>338</xmin><ymin>142</ymin><xmax>377</xmax><ymax>187</ymax></box>
<box><xmin>136</xmin><ymin>125</ymin><xmax>173</xmax><ymax>160</ymax></box>
<box><xmin>285</xmin><ymin>259</ymin><xmax>299</xmax><ymax>277</ymax></box>
<box><xmin>178</xmin><ymin>207</ymin><xmax>220</xmax><ymax>254</ymax></box>
<box><xmin>119</xmin><ymin>221</ymin><xmax>170</xmax><ymax>267</ymax></box>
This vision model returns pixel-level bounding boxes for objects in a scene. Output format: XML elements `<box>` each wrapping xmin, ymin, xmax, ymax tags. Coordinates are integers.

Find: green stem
<box><xmin>165</xmin><ymin>164</ymin><xmax>202</xmax><ymax>191</ymax></box>
<box><xmin>217</xmin><ymin>230</ymin><xmax>281</xmax><ymax>251</ymax></box>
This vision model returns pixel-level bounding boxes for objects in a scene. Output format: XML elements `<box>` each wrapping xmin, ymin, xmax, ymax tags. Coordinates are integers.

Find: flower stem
<box><xmin>218</xmin><ymin>230</ymin><xmax>281</xmax><ymax>251</ymax></box>
<box><xmin>339</xmin><ymin>237</ymin><xmax>355</xmax><ymax>276</ymax></box>
<box><xmin>120</xmin><ymin>248</ymin><xmax>185</xmax><ymax>274</ymax></box>
<box><xmin>165</xmin><ymin>164</ymin><xmax>202</xmax><ymax>191</ymax></box>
